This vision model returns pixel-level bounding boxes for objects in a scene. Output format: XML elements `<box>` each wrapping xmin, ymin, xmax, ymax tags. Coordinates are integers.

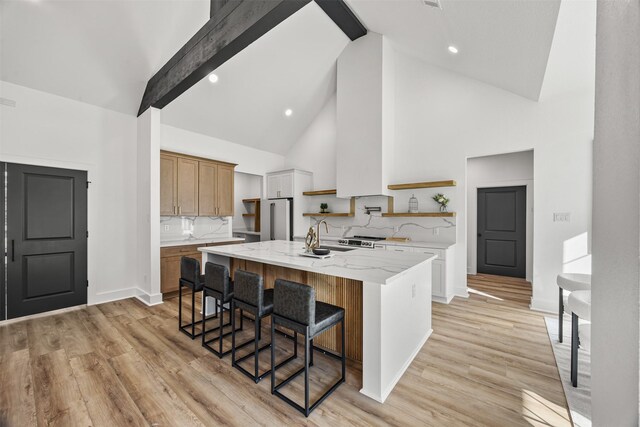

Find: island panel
<box><xmin>230</xmin><ymin>258</ymin><xmax>363</xmax><ymax>362</ymax></box>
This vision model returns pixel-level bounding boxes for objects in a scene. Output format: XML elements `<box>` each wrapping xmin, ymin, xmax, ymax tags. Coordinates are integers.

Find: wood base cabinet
<box><xmin>160</xmin><ymin>241</ymin><xmax>241</xmax><ymax>294</ymax></box>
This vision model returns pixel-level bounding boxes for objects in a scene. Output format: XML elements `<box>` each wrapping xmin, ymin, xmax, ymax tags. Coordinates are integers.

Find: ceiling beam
<box><xmin>138</xmin><ymin>0</ymin><xmax>311</xmax><ymax>116</ymax></box>
<box><xmin>314</xmin><ymin>0</ymin><xmax>366</xmax><ymax>41</ymax></box>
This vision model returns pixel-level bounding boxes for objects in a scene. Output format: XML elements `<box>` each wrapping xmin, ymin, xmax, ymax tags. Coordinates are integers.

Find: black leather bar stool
<box><xmin>271</xmin><ymin>279</ymin><xmax>345</xmax><ymax>417</ymax></box>
<box><xmin>231</xmin><ymin>270</ymin><xmax>297</xmax><ymax>383</ymax></box>
<box><xmin>202</xmin><ymin>262</ymin><xmax>243</xmax><ymax>357</ymax></box>
<box><xmin>178</xmin><ymin>256</ymin><xmax>209</xmax><ymax>339</ymax></box>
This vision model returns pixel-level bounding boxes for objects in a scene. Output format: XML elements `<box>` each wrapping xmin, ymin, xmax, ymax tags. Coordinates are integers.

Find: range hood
<box><xmin>336</xmin><ymin>32</ymin><xmax>394</xmax><ymax>198</ymax></box>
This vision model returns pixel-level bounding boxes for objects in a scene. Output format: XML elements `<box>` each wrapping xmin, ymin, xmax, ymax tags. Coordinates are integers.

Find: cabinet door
<box><xmin>267</xmin><ymin>175</ymin><xmax>280</xmax><ymax>199</ymax></box>
<box><xmin>431</xmin><ymin>260</ymin><xmax>445</xmax><ymax>297</ymax></box>
<box><xmin>160</xmin><ymin>154</ymin><xmax>178</xmax><ymax>216</ymax></box>
<box><xmin>216</xmin><ymin>165</ymin><xmax>234</xmax><ymax>216</ymax></box>
<box><xmin>177</xmin><ymin>157</ymin><xmax>199</xmax><ymax>216</ymax></box>
<box><xmin>198</xmin><ymin>161</ymin><xmax>218</xmax><ymax>216</ymax></box>
<box><xmin>279</xmin><ymin>173</ymin><xmax>293</xmax><ymax>198</ymax></box>
<box><xmin>160</xmin><ymin>255</ymin><xmax>181</xmax><ymax>293</ymax></box>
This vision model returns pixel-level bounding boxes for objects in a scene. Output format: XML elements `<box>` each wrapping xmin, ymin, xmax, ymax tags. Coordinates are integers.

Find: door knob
<box><xmin>477</xmin><ymin>233</ymin><xmax>482</xmax><ymax>237</ymax></box>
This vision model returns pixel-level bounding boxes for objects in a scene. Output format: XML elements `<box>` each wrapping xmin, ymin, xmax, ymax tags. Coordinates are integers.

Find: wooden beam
<box><xmin>138</xmin><ymin>0</ymin><xmax>311</xmax><ymax>116</ymax></box>
<box><xmin>314</xmin><ymin>0</ymin><xmax>366</xmax><ymax>41</ymax></box>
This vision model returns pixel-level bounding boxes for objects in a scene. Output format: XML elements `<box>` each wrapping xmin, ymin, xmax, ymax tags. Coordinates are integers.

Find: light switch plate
<box><xmin>164</xmin><ymin>225</ymin><xmax>170</xmax><ymax>231</ymax></box>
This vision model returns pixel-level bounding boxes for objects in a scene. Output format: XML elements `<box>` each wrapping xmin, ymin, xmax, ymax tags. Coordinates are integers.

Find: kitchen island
<box><xmin>199</xmin><ymin>240</ymin><xmax>435</xmax><ymax>403</ymax></box>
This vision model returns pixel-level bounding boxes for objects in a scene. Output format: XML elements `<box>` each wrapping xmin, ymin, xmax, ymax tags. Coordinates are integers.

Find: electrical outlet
<box><xmin>412</xmin><ymin>283</ymin><xmax>416</xmax><ymax>298</ymax></box>
<box><xmin>210</xmin><ymin>225</ymin><xmax>214</xmax><ymax>231</ymax></box>
<box><xmin>394</xmin><ymin>226</ymin><xmax>400</xmax><ymax>233</ymax></box>
<box><xmin>433</xmin><ymin>227</ymin><xmax>439</xmax><ymax>236</ymax></box>
<box><xmin>163</xmin><ymin>225</ymin><xmax>170</xmax><ymax>232</ymax></box>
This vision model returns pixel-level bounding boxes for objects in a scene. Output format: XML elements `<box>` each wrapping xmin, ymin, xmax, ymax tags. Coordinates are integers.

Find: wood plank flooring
<box><xmin>0</xmin><ymin>274</ymin><xmax>571</xmax><ymax>426</ymax></box>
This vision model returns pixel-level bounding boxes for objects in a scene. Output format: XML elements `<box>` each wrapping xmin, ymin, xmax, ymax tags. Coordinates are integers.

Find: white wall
<box><xmin>233</xmin><ymin>172</ymin><xmax>262</xmax><ymax>231</ymax></box>
<box><xmin>285</xmin><ymin>1</ymin><xmax>595</xmax><ymax>308</ymax></box>
<box><xmin>284</xmin><ymin>94</ymin><xmax>337</xmax><ymax>190</ymax></box>
<box><xmin>467</xmin><ymin>150</ymin><xmax>534</xmax><ymax>282</ymax></box>
<box><xmin>0</xmin><ymin>80</ymin><xmax>140</xmax><ymax>305</ymax></box>
<box><xmin>160</xmin><ymin>124</ymin><xmax>285</xmax><ymax>177</ymax></box>
<box><xmin>592</xmin><ymin>1</ymin><xmax>640</xmax><ymax>424</ymax></box>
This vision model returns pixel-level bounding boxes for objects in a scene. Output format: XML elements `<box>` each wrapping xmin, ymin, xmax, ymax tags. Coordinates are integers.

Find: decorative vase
<box><xmin>439</xmin><ymin>205</ymin><xmax>447</xmax><ymax>212</ymax></box>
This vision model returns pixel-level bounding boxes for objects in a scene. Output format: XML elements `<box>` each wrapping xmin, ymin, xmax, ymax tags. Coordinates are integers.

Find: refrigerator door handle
<box><xmin>270</xmin><ymin>203</ymin><xmax>275</xmax><ymax>240</ymax></box>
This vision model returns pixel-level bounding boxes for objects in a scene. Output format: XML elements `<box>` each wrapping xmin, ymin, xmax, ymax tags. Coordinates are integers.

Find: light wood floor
<box><xmin>0</xmin><ymin>274</ymin><xmax>571</xmax><ymax>426</ymax></box>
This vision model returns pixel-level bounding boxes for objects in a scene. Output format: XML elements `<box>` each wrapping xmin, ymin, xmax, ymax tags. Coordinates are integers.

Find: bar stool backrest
<box><xmin>234</xmin><ymin>270</ymin><xmax>264</xmax><ymax>307</ymax></box>
<box><xmin>205</xmin><ymin>262</ymin><xmax>232</xmax><ymax>297</ymax></box>
<box><xmin>274</xmin><ymin>279</ymin><xmax>315</xmax><ymax>327</ymax></box>
<box><xmin>180</xmin><ymin>257</ymin><xmax>201</xmax><ymax>286</ymax></box>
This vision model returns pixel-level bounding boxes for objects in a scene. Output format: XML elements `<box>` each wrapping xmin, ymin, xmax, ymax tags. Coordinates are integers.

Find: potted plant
<box><xmin>432</xmin><ymin>193</ymin><xmax>449</xmax><ymax>212</ymax></box>
<box><xmin>320</xmin><ymin>203</ymin><xmax>329</xmax><ymax>213</ymax></box>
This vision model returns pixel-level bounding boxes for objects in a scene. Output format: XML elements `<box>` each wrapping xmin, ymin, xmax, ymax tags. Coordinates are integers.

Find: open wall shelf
<box><xmin>241</xmin><ymin>198</ymin><xmax>260</xmax><ymax>232</ymax></box>
<box><xmin>387</xmin><ymin>180</ymin><xmax>456</xmax><ymax>190</ymax></box>
<box><xmin>302</xmin><ymin>189</ymin><xmax>337</xmax><ymax>196</ymax></box>
<box><xmin>381</xmin><ymin>212</ymin><xmax>456</xmax><ymax>218</ymax></box>
<box><xmin>303</xmin><ymin>212</ymin><xmax>354</xmax><ymax>217</ymax></box>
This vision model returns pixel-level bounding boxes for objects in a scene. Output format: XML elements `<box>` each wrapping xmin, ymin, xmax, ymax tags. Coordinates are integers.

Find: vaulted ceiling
<box><xmin>2</xmin><ymin>0</ymin><xmax>580</xmax><ymax>155</ymax></box>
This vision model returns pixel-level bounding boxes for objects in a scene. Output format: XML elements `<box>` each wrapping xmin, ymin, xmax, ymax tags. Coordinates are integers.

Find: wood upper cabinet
<box><xmin>160</xmin><ymin>151</ymin><xmax>236</xmax><ymax>217</ymax></box>
<box><xmin>198</xmin><ymin>161</ymin><xmax>218</xmax><ymax>216</ymax></box>
<box><xmin>177</xmin><ymin>157</ymin><xmax>199</xmax><ymax>216</ymax></box>
<box><xmin>160</xmin><ymin>154</ymin><xmax>178</xmax><ymax>216</ymax></box>
<box><xmin>216</xmin><ymin>165</ymin><xmax>234</xmax><ymax>216</ymax></box>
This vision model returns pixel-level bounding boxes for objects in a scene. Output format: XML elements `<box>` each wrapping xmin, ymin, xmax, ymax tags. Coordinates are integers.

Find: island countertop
<box><xmin>199</xmin><ymin>240</ymin><xmax>435</xmax><ymax>285</ymax></box>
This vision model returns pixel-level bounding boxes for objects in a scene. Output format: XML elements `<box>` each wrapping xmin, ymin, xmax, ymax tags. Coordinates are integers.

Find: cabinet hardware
<box><xmin>11</xmin><ymin>240</ymin><xmax>15</xmax><ymax>262</ymax></box>
<box><xmin>173</xmin><ymin>206</ymin><xmax>177</xmax><ymax>215</ymax></box>
<box><xmin>178</xmin><ymin>206</ymin><xmax>182</xmax><ymax>215</ymax></box>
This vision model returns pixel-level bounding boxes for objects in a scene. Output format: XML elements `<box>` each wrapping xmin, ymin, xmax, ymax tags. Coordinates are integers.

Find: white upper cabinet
<box><xmin>266</xmin><ymin>170</ymin><xmax>302</xmax><ymax>199</ymax></box>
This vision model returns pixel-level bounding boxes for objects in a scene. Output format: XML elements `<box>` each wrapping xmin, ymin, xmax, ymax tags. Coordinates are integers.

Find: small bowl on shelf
<box><xmin>312</xmin><ymin>248</ymin><xmax>330</xmax><ymax>256</ymax></box>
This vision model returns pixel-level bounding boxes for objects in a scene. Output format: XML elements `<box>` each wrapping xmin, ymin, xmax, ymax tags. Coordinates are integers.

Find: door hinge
<box><xmin>86</xmin><ymin>181</ymin><xmax>91</xmax><ymax>189</ymax></box>
<box><xmin>86</xmin><ymin>231</ymin><xmax>89</xmax><ymax>238</ymax></box>
<box><xmin>86</xmin><ymin>280</ymin><xmax>89</xmax><ymax>287</ymax></box>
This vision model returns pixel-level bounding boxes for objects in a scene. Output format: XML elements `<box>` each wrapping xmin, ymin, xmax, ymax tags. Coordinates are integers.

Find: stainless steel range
<box><xmin>337</xmin><ymin>235</ymin><xmax>386</xmax><ymax>249</ymax></box>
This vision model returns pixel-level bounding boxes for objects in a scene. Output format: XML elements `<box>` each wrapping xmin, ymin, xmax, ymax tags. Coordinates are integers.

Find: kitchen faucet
<box><xmin>317</xmin><ymin>220</ymin><xmax>328</xmax><ymax>247</ymax></box>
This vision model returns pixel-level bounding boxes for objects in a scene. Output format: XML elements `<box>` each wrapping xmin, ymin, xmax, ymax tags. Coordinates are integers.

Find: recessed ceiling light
<box><xmin>448</xmin><ymin>45</ymin><xmax>459</xmax><ymax>54</ymax></box>
<box><xmin>284</xmin><ymin>109</ymin><xmax>293</xmax><ymax>117</ymax></box>
<box><xmin>208</xmin><ymin>73</ymin><xmax>219</xmax><ymax>83</ymax></box>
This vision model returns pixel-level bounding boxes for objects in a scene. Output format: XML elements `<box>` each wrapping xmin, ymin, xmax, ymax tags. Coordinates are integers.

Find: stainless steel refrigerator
<box><xmin>261</xmin><ymin>198</ymin><xmax>293</xmax><ymax>241</ymax></box>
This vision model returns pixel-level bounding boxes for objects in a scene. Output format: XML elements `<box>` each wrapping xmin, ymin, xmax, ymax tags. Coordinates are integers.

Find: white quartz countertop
<box><xmin>199</xmin><ymin>240</ymin><xmax>436</xmax><ymax>285</ymax></box>
<box><xmin>160</xmin><ymin>237</ymin><xmax>245</xmax><ymax>248</ymax></box>
<box><xmin>293</xmin><ymin>235</ymin><xmax>455</xmax><ymax>249</ymax></box>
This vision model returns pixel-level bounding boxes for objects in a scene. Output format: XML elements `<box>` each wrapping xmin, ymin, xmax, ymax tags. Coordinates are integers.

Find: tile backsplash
<box><xmin>160</xmin><ymin>216</ymin><xmax>232</xmax><ymax>242</ymax></box>
<box><xmin>303</xmin><ymin>196</ymin><xmax>456</xmax><ymax>243</ymax></box>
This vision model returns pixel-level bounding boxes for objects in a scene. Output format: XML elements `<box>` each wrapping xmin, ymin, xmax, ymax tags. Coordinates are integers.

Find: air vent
<box><xmin>422</xmin><ymin>0</ymin><xmax>441</xmax><ymax>9</ymax></box>
<box><xmin>0</xmin><ymin>97</ymin><xmax>16</xmax><ymax>108</ymax></box>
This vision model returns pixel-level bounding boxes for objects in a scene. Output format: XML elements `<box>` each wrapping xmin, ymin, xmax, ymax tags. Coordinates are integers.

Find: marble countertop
<box><xmin>232</xmin><ymin>229</ymin><xmax>261</xmax><ymax>236</ymax></box>
<box><xmin>293</xmin><ymin>235</ymin><xmax>455</xmax><ymax>249</ymax></box>
<box><xmin>160</xmin><ymin>237</ymin><xmax>245</xmax><ymax>248</ymax></box>
<box><xmin>199</xmin><ymin>240</ymin><xmax>435</xmax><ymax>285</ymax></box>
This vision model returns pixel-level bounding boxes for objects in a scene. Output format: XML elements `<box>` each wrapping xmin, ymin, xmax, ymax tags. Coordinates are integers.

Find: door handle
<box><xmin>11</xmin><ymin>240</ymin><xmax>14</xmax><ymax>262</ymax></box>
<box><xmin>477</xmin><ymin>233</ymin><xmax>482</xmax><ymax>237</ymax></box>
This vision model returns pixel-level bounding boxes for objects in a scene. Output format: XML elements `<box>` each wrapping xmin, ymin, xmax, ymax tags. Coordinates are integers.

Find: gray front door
<box><xmin>6</xmin><ymin>163</ymin><xmax>88</xmax><ymax>319</ymax></box>
<box><xmin>477</xmin><ymin>186</ymin><xmax>526</xmax><ymax>278</ymax></box>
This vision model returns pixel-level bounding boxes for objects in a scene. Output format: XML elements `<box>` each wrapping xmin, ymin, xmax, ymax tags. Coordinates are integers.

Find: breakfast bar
<box><xmin>199</xmin><ymin>240</ymin><xmax>435</xmax><ymax>403</ymax></box>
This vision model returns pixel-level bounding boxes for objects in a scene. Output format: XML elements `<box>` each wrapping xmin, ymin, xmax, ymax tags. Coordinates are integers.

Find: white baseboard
<box><xmin>530</xmin><ymin>297</ymin><xmax>557</xmax><ymax>314</ymax></box>
<box><xmin>454</xmin><ymin>287</ymin><xmax>469</xmax><ymax>298</ymax></box>
<box><xmin>90</xmin><ymin>287</ymin><xmax>138</xmax><ymax>305</ymax></box>
<box><xmin>432</xmin><ymin>294</ymin><xmax>454</xmax><ymax>304</ymax></box>
<box><xmin>135</xmin><ymin>288</ymin><xmax>164</xmax><ymax>306</ymax></box>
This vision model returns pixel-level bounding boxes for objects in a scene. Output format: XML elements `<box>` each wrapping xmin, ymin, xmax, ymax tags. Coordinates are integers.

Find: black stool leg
<box><xmin>178</xmin><ymin>282</ymin><xmax>183</xmax><ymax>331</ymax></box>
<box><xmin>192</xmin><ymin>287</ymin><xmax>196</xmax><ymax>338</ymax></box>
<box><xmin>219</xmin><ymin>299</ymin><xmax>225</xmax><ymax>357</ymax></box>
<box><xmin>201</xmin><ymin>290</ymin><xmax>207</xmax><ymax>345</ymax></box>
<box><xmin>309</xmin><ymin>338</ymin><xmax>314</xmax><ymax>367</ymax></box>
<box><xmin>231</xmin><ymin>300</ymin><xmax>236</xmax><ymax>363</ymax></box>
<box><xmin>558</xmin><ymin>287</ymin><xmax>564</xmax><ymax>343</ymax></box>
<box><xmin>571</xmin><ymin>312</ymin><xmax>579</xmax><ymax>387</ymax></box>
<box><xmin>271</xmin><ymin>320</ymin><xmax>276</xmax><ymax>394</ymax></box>
<box><xmin>304</xmin><ymin>327</ymin><xmax>310</xmax><ymax>417</ymax></box>
<box><xmin>341</xmin><ymin>319</ymin><xmax>346</xmax><ymax>381</ymax></box>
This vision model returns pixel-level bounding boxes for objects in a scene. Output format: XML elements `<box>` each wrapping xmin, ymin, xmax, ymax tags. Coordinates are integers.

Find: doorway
<box><xmin>477</xmin><ymin>186</ymin><xmax>527</xmax><ymax>278</ymax></box>
<box><xmin>2</xmin><ymin>163</ymin><xmax>88</xmax><ymax>320</ymax></box>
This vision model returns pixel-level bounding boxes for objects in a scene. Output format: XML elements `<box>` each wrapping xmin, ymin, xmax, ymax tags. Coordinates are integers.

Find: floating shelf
<box><xmin>242</xmin><ymin>198</ymin><xmax>261</xmax><ymax>203</ymax></box>
<box><xmin>302</xmin><ymin>189</ymin><xmax>337</xmax><ymax>196</ymax></box>
<box><xmin>387</xmin><ymin>180</ymin><xmax>456</xmax><ymax>191</ymax></box>
<box><xmin>303</xmin><ymin>212</ymin><xmax>354</xmax><ymax>217</ymax></box>
<box><xmin>381</xmin><ymin>212</ymin><xmax>456</xmax><ymax>218</ymax></box>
